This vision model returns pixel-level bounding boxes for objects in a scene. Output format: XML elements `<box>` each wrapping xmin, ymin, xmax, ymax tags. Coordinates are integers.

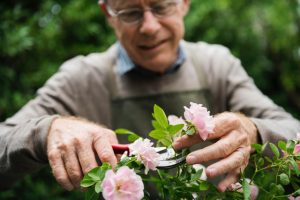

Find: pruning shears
<box><xmin>111</xmin><ymin>144</ymin><xmax>186</xmax><ymax>169</ymax></box>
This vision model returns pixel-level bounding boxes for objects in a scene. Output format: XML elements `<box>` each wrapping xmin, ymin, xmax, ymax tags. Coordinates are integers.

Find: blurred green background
<box><xmin>0</xmin><ymin>0</ymin><xmax>299</xmax><ymax>199</ymax></box>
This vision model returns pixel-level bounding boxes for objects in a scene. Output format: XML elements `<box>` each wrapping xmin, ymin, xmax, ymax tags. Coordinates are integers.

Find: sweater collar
<box><xmin>116</xmin><ymin>41</ymin><xmax>186</xmax><ymax>76</ymax></box>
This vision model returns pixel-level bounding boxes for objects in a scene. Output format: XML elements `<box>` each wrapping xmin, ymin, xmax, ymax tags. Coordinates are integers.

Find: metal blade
<box><xmin>157</xmin><ymin>156</ymin><xmax>186</xmax><ymax>169</ymax></box>
<box><xmin>156</xmin><ymin>147</ymin><xmax>186</xmax><ymax>169</ymax></box>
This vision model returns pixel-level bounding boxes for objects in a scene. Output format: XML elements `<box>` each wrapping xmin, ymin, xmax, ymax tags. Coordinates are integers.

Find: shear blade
<box><xmin>156</xmin><ymin>147</ymin><xmax>186</xmax><ymax>169</ymax></box>
<box><xmin>157</xmin><ymin>156</ymin><xmax>186</xmax><ymax>169</ymax></box>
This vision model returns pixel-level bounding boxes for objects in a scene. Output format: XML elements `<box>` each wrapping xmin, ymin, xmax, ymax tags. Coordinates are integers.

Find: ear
<box><xmin>98</xmin><ymin>0</ymin><xmax>110</xmax><ymax>16</ymax></box>
<box><xmin>181</xmin><ymin>0</ymin><xmax>190</xmax><ymax>16</ymax></box>
<box><xmin>98</xmin><ymin>0</ymin><xmax>116</xmax><ymax>28</ymax></box>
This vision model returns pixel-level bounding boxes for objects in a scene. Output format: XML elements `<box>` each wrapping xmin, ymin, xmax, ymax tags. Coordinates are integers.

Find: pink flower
<box><xmin>230</xmin><ymin>180</ymin><xmax>259</xmax><ymax>200</ymax></box>
<box><xmin>168</xmin><ymin>115</ymin><xmax>187</xmax><ymax>128</ymax></box>
<box><xmin>102</xmin><ymin>166</ymin><xmax>144</xmax><ymax>200</ymax></box>
<box><xmin>294</xmin><ymin>144</ymin><xmax>300</xmax><ymax>154</ymax></box>
<box><xmin>250</xmin><ymin>185</ymin><xmax>259</xmax><ymax>200</ymax></box>
<box><xmin>184</xmin><ymin>102</ymin><xmax>215</xmax><ymax>140</ymax></box>
<box><xmin>129</xmin><ymin>138</ymin><xmax>159</xmax><ymax>174</ymax></box>
<box><xmin>289</xmin><ymin>195</ymin><xmax>300</xmax><ymax>200</ymax></box>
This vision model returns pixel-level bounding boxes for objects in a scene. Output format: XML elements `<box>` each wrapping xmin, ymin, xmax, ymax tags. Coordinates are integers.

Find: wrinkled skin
<box><xmin>46</xmin><ymin>0</ymin><xmax>257</xmax><ymax>192</ymax></box>
<box><xmin>47</xmin><ymin>117</ymin><xmax>118</xmax><ymax>190</ymax></box>
<box><xmin>173</xmin><ymin>112</ymin><xmax>258</xmax><ymax>192</ymax></box>
<box><xmin>107</xmin><ymin>0</ymin><xmax>190</xmax><ymax>73</ymax></box>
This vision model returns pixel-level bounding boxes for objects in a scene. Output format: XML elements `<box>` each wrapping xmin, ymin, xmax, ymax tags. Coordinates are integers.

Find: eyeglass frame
<box><xmin>98</xmin><ymin>0</ymin><xmax>183</xmax><ymax>25</ymax></box>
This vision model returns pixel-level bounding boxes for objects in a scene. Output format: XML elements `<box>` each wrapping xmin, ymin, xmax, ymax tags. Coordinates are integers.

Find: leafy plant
<box><xmin>81</xmin><ymin>104</ymin><xmax>300</xmax><ymax>200</ymax></box>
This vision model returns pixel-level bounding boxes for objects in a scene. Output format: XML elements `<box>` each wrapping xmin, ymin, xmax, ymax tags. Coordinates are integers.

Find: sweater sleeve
<box><xmin>0</xmin><ymin>115</ymin><xmax>58</xmax><ymax>190</ymax></box>
<box><xmin>225</xmin><ymin>57</ymin><xmax>300</xmax><ymax>144</ymax></box>
<box><xmin>0</xmin><ymin>56</ymin><xmax>86</xmax><ymax>190</ymax></box>
<box><xmin>0</xmin><ymin>52</ymin><xmax>113</xmax><ymax>190</ymax></box>
<box><xmin>197</xmin><ymin>42</ymin><xmax>300</xmax><ymax>145</ymax></box>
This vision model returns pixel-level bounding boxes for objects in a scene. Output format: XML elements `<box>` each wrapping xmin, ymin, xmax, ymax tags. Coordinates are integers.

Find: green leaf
<box><xmin>168</xmin><ymin>124</ymin><xmax>184</xmax><ymax>135</ymax></box>
<box><xmin>264</xmin><ymin>156</ymin><xmax>273</xmax><ymax>163</ymax></box>
<box><xmin>261</xmin><ymin>142</ymin><xmax>268</xmax><ymax>153</ymax></box>
<box><xmin>152</xmin><ymin>120</ymin><xmax>163</xmax><ymax>130</ymax></box>
<box><xmin>100</xmin><ymin>163</ymin><xmax>113</xmax><ymax>172</ymax></box>
<box><xmin>85</xmin><ymin>187</ymin><xmax>99</xmax><ymax>200</ymax></box>
<box><xmin>115</xmin><ymin>128</ymin><xmax>140</xmax><ymax>142</ymax></box>
<box><xmin>279</xmin><ymin>173</ymin><xmax>290</xmax><ymax>185</ymax></box>
<box><xmin>257</xmin><ymin>157</ymin><xmax>264</xmax><ymax>167</ymax></box>
<box><xmin>278</xmin><ymin>141</ymin><xmax>286</xmax><ymax>151</ymax></box>
<box><xmin>290</xmin><ymin>159</ymin><xmax>300</xmax><ymax>176</ymax></box>
<box><xmin>294</xmin><ymin>188</ymin><xmax>300</xmax><ymax>195</ymax></box>
<box><xmin>199</xmin><ymin>181</ymin><xmax>210</xmax><ymax>191</ymax></box>
<box><xmin>251</xmin><ymin>144</ymin><xmax>262</xmax><ymax>153</ymax></box>
<box><xmin>149</xmin><ymin>130</ymin><xmax>168</xmax><ymax>140</ymax></box>
<box><xmin>191</xmin><ymin>168</ymin><xmax>203</xmax><ymax>182</ymax></box>
<box><xmin>115</xmin><ymin>128</ymin><xmax>136</xmax><ymax>135</ymax></box>
<box><xmin>95</xmin><ymin>181</ymin><xmax>102</xmax><ymax>193</ymax></box>
<box><xmin>186</xmin><ymin>128</ymin><xmax>196</xmax><ymax>136</ymax></box>
<box><xmin>269</xmin><ymin>143</ymin><xmax>280</xmax><ymax>159</ymax></box>
<box><xmin>153</xmin><ymin>104</ymin><xmax>168</xmax><ymax>129</ymax></box>
<box><xmin>87</xmin><ymin>167</ymin><xmax>101</xmax><ymax>181</ymax></box>
<box><xmin>275</xmin><ymin>184</ymin><xmax>285</xmax><ymax>195</ymax></box>
<box><xmin>287</xmin><ymin>140</ymin><xmax>296</xmax><ymax>154</ymax></box>
<box><xmin>80</xmin><ymin>178</ymin><xmax>96</xmax><ymax>188</ymax></box>
<box><xmin>85</xmin><ymin>163</ymin><xmax>112</xmax><ymax>185</ymax></box>
<box><xmin>81</xmin><ymin>167</ymin><xmax>102</xmax><ymax>187</ymax></box>
<box><xmin>159</xmin><ymin>138</ymin><xmax>172</xmax><ymax>147</ymax></box>
<box><xmin>242</xmin><ymin>178</ymin><xmax>251</xmax><ymax>200</ymax></box>
<box><xmin>128</xmin><ymin>134</ymin><xmax>140</xmax><ymax>142</ymax></box>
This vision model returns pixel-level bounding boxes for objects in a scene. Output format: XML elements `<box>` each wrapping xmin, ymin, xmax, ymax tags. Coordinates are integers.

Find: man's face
<box><xmin>106</xmin><ymin>0</ymin><xmax>189</xmax><ymax>73</ymax></box>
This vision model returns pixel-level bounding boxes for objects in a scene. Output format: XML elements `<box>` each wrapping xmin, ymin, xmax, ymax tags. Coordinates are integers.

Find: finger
<box><xmin>106</xmin><ymin>129</ymin><xmax>119</xmax><ymax>144</ymax></box>
<box><xmin>173</xmin><ymin>113</ymin><xmax>240</xmax><ymax>150</ymax></box>
<box><xmin>94</xmin><ymin>130</ymin><xmax>118</xmax><ymax>168</ymax></box>
<box><xmin>63</xmin><ymin>148</ymin><xmax>83</xmax><ymax>189</ymax></box>
<box><xmin>205</xmin><ymin>147</ymin><xmax>249</xmax><ymax>178</ymax></box>
<box><xmin>217</xmin><ymin>170</ymin><xmax>240</xmax><ymax>192</ymax></box>
<box><xmin>48</xmin><ymin>150</ymin><xmax>74</xmax><ymax>191</ymax></box>
<box><xmin>173</xmin><ymin>133</ymin><xmax>202</xmax><ymax>150</ymax></box>
<box><xmin>207</xmin><ymin>113</ymin><xmax>240</xmax><ymax>140</ymax></box>
<box><xmin>77</xmin><ymin>144</ymin><xmax>98</xmax><ymax>174</ymax></box>
<box><xmin>186</xmin><ymin>130</ymin><xmax>245</xmax><ymax>164</ymax></box>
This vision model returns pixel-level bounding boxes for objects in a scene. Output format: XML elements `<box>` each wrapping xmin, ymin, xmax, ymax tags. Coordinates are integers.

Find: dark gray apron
<box><xmin>108</xmin><ymin>48</ymin><xmax>215</xmax><ymax>199</ymax></box>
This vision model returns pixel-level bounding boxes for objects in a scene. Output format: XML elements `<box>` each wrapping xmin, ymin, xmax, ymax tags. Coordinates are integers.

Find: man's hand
<box><xmin>47</xmin><ymin>117</ymin><xmax>118</xmax><ymax>191</ymax></box>
<box><xmin>172</xmin><ymin>112</ymin><xmax>258</xmax><ymax>192</ymax></box>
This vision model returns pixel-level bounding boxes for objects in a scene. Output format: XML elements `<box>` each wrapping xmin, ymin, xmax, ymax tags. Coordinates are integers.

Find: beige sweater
<box><xmin>1</xmin><ymin>41</ymin><xmax>299</xmax><ymax>190</ymax></box>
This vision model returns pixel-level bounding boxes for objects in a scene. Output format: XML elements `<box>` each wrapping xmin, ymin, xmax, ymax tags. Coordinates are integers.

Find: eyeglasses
<box><xmin>100</xmin><ymin>0</ymin><xmax>182</xmax><ymax>25</ymax></box>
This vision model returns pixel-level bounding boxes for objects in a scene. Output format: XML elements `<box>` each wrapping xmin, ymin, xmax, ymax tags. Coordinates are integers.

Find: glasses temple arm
<box><xmin>98</xmin><ymin>0</ymin><xmax>111</xmax><ymax>17</ymax></box>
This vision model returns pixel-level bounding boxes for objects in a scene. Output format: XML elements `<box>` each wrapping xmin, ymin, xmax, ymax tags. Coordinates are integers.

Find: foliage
<box><xmin>81</xmin><ymin>105</ymin><xmax>300</xmax><ymax>199</ymax></box>
<box><xmin>185</xmin><ymin>0</ymin><xmax>300</xmax><ymax>118</ymax></box>
<box><xmin>1</xmin><ymin>0</ymin><xmax>299</xmax><ymax>199</ymax></box>
<box><xmin>248</xmin><ymin>141</ymin><xmax>300</xmax><ymax>199</ymax></box>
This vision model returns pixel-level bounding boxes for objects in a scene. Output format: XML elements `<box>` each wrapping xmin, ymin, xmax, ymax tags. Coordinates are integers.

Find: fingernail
<box><xmin>172</xmin><ymin>141</ymin><xmax>180</xmax><ymax>149</ymax></box>
<box><xmin>218</xmin><ymin>184</ymin><xmax>227</xmax><ymax>192</ymax></box>
<box><xmin>186</xmin><ymin>155</ymin><xmax>196</xmax><ymax>164</ymax></box>
<box><xmin>206</xmin><ymin>168</ymin><xmax>216</xmax><ymax>177</ymax></box>
<box><xmin>65</xmin><ymin>185</ymin><xmax>74</xmax><ymax>191</ymax></box>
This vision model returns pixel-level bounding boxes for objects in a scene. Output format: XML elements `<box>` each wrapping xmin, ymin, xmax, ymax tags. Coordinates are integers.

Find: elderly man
<box><xmin>1</xmin><ymin>0</ymin><xmax>299</xmax><ymax>197</ymax></box>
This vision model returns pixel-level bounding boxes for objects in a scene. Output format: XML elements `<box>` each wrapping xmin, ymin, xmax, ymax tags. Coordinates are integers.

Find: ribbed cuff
<box><xmin>33</xmin><ymin>115</ymin><xmax>60</xmax><ymax>163</ymax></box>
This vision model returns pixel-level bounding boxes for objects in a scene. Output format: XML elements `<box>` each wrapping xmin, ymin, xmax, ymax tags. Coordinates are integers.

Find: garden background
<box><xmin>0</xmin><ymin>0</ymin><xmax>299</xmax><ymax>199</ymax></box>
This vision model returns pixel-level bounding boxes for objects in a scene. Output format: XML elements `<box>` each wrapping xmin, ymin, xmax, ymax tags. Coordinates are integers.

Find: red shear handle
<box><xmin>111</xmin><ymin>144</ymin><xmax>130</xmax><ymax>154</ymax></box>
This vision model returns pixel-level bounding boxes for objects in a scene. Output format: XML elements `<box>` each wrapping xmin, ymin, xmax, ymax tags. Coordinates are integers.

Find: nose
<box><xmin>139</xmin><ymin>10</ymin><xmax>161</xmax><ymax>35</ymax></box>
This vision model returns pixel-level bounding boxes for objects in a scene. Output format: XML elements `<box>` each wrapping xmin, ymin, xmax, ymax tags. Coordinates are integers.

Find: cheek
<box><xmin>165</xmin><ymin>17</ymin><xmax>185</xmax><ymax>40</ymax></box>
<box><xmin>115</xmin><ymin>27</ymin><xmax>136</xmax><ymax>45</ymax></box>
<box><xmin>174</xmin><ymin>20</ymin><xmax>185</xmax><ymax>38</ymax></box>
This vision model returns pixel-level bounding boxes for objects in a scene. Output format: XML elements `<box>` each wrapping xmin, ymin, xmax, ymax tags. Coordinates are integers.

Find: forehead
<box><xmin>108</xmin><ymin>0</ymin><xmax>162</xmax><ymax>8</ymax></box>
